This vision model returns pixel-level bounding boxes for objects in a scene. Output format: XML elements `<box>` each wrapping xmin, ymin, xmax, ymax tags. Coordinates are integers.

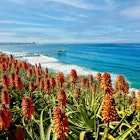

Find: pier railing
<box><xmin>10</xmin><ymin>50</ymin><xmax>66</xmax><ymax>58</ymax></box>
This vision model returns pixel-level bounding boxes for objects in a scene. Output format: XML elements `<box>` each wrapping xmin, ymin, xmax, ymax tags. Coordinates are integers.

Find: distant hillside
<box><xmin>0</xmin><ymin>42</ymin><xmax>36</xmax><ymax>45</ymax></box>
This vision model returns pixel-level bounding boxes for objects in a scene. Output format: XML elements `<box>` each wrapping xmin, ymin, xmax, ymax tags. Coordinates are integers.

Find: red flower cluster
<box><xmin>89</xmin><ymin>75</ymin><xmax>93</xmax><ymax>85</ymax></box>
<box><xmin>115</xmin><ymin>75</ymin><xmax>129</xmax><ymax>95</ymax></box>
<box><xmin>22</xmin><ymin>61</ymin><xmax>29</xmax><ymax>70</ymax></box>
<box><xmin>1</xmin><ymin>88</ymin><xmax>10</xmax><ymax>105</ymax></box>
<box><xmin>35</xmin><ymin>75</ymin><xmax>56</xmax><ymax>94</ymax></box>
<box><xmin>74</xmin><ymin>87</ymin><xmax>81</xmax><ymax>98</ymax></box>
<box><xmin>102</xmin><ymin>94</ymin><xmax>117</xmax><ymax>123</ymax></box>
<box><xmin>53</xmin><ymin>107</ymin><xmax>69</xmax><ymax>139</ymax></box>
<box><xmin>0</xmin><ymin>104</ymin><xmax>12</xmax><ymax>130</ymax></box>
<box><xmin>81</xmin><ymin>77</ymin><xmax>86</xmax><ymax>88</ymax></box>
<box><xmin>29</xmin><ymin>81</ymin><xmax>36</xmax><ymax>92</ymax></box>
<box><xmin>1</xmin><ymin>74</ymin><xmax>10</xmax><ymax>89</ymax></box>
<box><xmin>70</xmin><ymin>69</ymin><xmax>78</xmax><ymax>86</ymax></box>
<box><xmin>100</xmin><ymin>72</ymin><xmax>114</xmax><ymax>95</ymax></box>
<box><xmin>44</xmin><ymin>78</ymin><xmax>52</xmax><ymax>94</ymax></box>
<box><xmin>27</xmin><ymin>69</ymin><xmax>33</xmax><ymax>78</ymax></box>
<box><xmin>39</xmin><ymin>79</ymin><xmax>44</xmax><ymax>90</ymax></box>
<box><xmin>50</xmin><ymin>77</ymin><xmax>56</xmax><ymax>89</ymax></box>
<box><xmin>96</xmin><ymin>72</ymin><xmax>101</xmax><ymax>84</ymax></box>
<box><xmin>0</xmin><ymin>53</ymin><xmax>9</xmax><ymax>72</ymax></box>
<box><xmin>15</xmin><ymin>125</ymin><xmax>25</xmax><ymax>140</ymax></box>
<box><xmin>45</xmin><ymin>67</ymin><xmax>48</xmax><ymax>75</ymax></box>
<box><xmin>9</xmin><ymin>72</ymin><xmax>15</xmax><ymax>86</ymax></box>
<box><xmin>15</xmin><ymin>74</ymin><xmax>23</xmax><ymax>90</ymax></box>
<box><xmin>22</xmin><ymin>96</ymin><xmax>35</xmax><ymax>120</ymax></box>
<box><xmin>56</xmin><ymin>72</ymin><xmax>65</xmax><ymax>87</ymax></box>
<box><xmin>36</xmin><ymin>76</ymin><xmax>41</xmax><ymax>86</ymax></box>
<box><xmin>58</xmin><ymin>88</ymin><xmax>67</xmax><ymax>106</ymax></box>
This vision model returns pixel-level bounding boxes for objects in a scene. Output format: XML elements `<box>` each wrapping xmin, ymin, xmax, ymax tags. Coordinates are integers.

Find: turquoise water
<box><xmin>0</xmin><ymin>43</ymin><xmax>140</xmax><ymax>89</ymax></box>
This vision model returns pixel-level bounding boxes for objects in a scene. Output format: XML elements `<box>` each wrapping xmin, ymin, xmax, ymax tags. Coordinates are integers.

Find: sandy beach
<box><xmin>23</xmin><ymin>55</ymin><xmax>58</xmax><ymax>64</ymax></box>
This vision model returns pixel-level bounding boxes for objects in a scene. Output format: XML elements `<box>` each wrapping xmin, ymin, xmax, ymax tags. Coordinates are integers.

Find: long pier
<box><xmin>10</xmin><ymin>50</ymin><xmax>66</xmax><ymax>58</ymax></box>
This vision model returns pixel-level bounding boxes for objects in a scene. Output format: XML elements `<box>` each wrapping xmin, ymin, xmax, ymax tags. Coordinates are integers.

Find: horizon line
<box><xmin>0</xmin><ymin>41</ymin><xmax>140</xmax><ymax>45</ymax></box>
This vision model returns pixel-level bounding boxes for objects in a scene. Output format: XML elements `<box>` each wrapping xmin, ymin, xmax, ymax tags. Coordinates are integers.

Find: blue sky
<box><xmin>0</xmin><ymin>0</ymin><xmax>140</xmax><ymax>43</ymax></box>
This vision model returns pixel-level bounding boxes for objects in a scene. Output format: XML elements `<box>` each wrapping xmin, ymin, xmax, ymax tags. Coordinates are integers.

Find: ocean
<box><xmin>0</xmin><ymin>43</ymin><xmax>140</xmax><ymax>91</ymax></box>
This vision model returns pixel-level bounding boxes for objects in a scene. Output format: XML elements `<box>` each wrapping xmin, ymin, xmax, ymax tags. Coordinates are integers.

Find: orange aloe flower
<box><xmin>58</xmin><ymin>88</ymin><xmax>67</xmax><ymax>106</ymax></box>
<box><xmin>15</xmin><ymin>74</ymin><xmax>23</xmax><ymax>90</ymax></box>
<box><xmin>36</xmin><ymin>76</ymin><xmax>41</xmax><ymax>86</ymax></box>
<box><xmin>74</xmin><ymin>87</ymin><xmax>81</xmax><ymax>98</ymax></box>
<box><xmin>115</xmin><ymin>75</ymin><xmax>129</xmax><ymax>95</ymax></box>
<box><xmin>15</xmin><ymin>66</ymin><xmax>20</xmax><ymax>74</ymax></box>
<box><xmin>29</xmin><ymin>81</ymin><xmax>36</xmax><ymax>92</ymax></box>
<box><xmin>44</xmin><ymin>74</ymin><xmax>48</xmax><ymax>81</ymax></box>
<box><xmin>1</xmin><ymin>74</ymin><xmax>10</xmax><ymax>89</ymax></box>
<box><xmin>9</xmin><ymin>72</ymin><xmax>15</xmax><ymax>86</ymax></box>
<box><xmin>53</xmin><ymin>107</ymin><xmax>69</xmax><ymax>139</ymax></box>
<box><xmin>27</xmin><ymin>69</ymin><xmax>32</xmax><ymax>78</ymax></box>
<box><xmin>35</xmin><ymin>66</ymin><xmax>42</xmax><ymax>77</ymax></box>
<box><xmin>44</xmin><ymin>78</ymin><xmax>52</xmax><ymax>94</ymax></box>
<box><xmin>50</xmin><ymin>77</ymin><xmax>56</xmax><ymax>89</ymax></box>
<box><xmin>100</xmin><ymin>72</ymin><xmax>114</xmax><ymax>95</ymax></box>
<box><xmin>45</xmin><ymin>67</ymin><xmax>48</xmax><ymax>75</ymax></box>
<box><xmin>81</xmin><ymin>77</ymin><xmax>86</xmax><ymax>88</ymax></box>
<box><xmin>1</xmin><ymin>88</ymin><xmax>10</xmax><ymax>105</ymax></box>
<box><xmin>22</xmin><ymin>61</ymin><xmax>28</xmax><ymax>70</ymax></box>
<box><xmin>1</xmin><ymin>63</ymin><xmax>7</xmax><ymax>71</ymax></box>
<box><xmin>96</xmin><ymin>72</ymin><xmax>101</xmax><ymax>84</ymax></box>
<box><xmin>114</xmin><ymin>75</ymin><xmax>121</xmax><ymax>92</ymax></box>
<box><xmin>66</xmin><ymin>82</ymin><xmax>71</xmax><ymax>89</ymax></box>
<box><xmin>22</xmin><ymin>96</ymin><xmax>35</xmax><ymax>120</ymax></box>
<box><xmin>56</xmin><ymin>72</ymin><xmax>65</xmax><ymax>87</ymax></box>
<box><xmin>12</xmin><ymin>60</ymin><xmax>17</xmax><ymax>68</ymax></box>
<box><xmin>0</xmin><ymin>104</ymin><xmax>12</xmax><ymax>130</ymax></box>
<box><xmin>39</xmin><ymin>79</ymin><xmax>44</xmax><ymax>90</ymax></box>
<box><xmin>31</xmin><ymin>65</ymin><xmax>35</xmax><ymax>74</ymax></box>
<box><xmin>102</xmin><ymin>94</ymin><xmax>117</xmax><ymax>123</ymax></box>
<box><xmin>136</xmin><ymin>90</ymin><xmax>140</xmax><ymax>110</ymax></box>
<box><xmin>6</xmin><ymin>61</ymin><xmax>11</xmax><ymax>70</ymax></box>
<box><xmin>15</xmin><ymin>125</ymin><xmax>25</xmax><ymax>140</ymax></box>
<box><xmin>35</xmin><ymin>68</ymin><xmax>40</xmax><ymax>76</ymax></box>
<box><xmin>70</xmin><ymin>69</ymin><xmax>78</xmax><ymax>86</ymax></box>
<box><xmin>17</xmin><ymin>61</ymin><xmax>22</xmax><ymax>68</ymax></box>
<box><xmin>9</xmin><ymin>54</ymin><xmax>14</xmax><ymax>61</ymax></box>
<box><xmin>89</xmin><ymin>75</ymin><xmax>93</xmax><ymax>85</ymax></box>
<box><xmin>122</xmin><ymin>81</ymin><xmax>129</xmax><ymax>95</ymax></box>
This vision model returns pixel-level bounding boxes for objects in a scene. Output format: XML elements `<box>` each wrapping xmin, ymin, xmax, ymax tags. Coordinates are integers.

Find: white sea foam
<box><xmin>23</xmin><ymin>55</ymin><xmax>58</xmax><ymax>64</ymax></box>
<box><xmin>24</xmin><ymin>55</ymin><xmax>118</xmax><ymax>80</ymax></box>
<box><xmin>3</xmin><ymin>51</ymin><xmax>18</xmax><ymax>55</ymax></box>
